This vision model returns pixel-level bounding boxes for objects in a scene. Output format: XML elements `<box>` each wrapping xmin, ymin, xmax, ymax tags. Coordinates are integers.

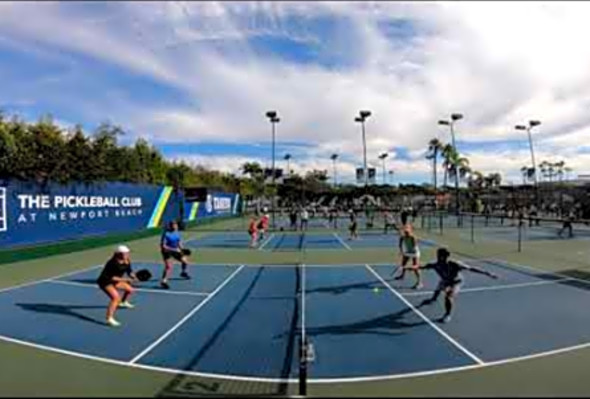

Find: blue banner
<box><xmin>184</xmin><ymin>192</ymin><xmax>240</xmax><ymax>222</ymax></box>
<box><xmin>0</xmin><ymin>180</ymin><xmax>182</xmax><ymax>249</ymax></box>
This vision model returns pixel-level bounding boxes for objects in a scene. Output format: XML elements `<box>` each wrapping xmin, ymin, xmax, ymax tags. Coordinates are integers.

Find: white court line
<box><xmin>485</xmin><ymin>257</ymin><xmax>590</xmax><ymax>287</ymax></box>
<box><xmin>0</xmin><ymin>264</ymin><xmax>103</xmax><ymax>295</ymax></box>
<box><xmin>332</xmin><ymin>232</ymin><xmax>352</xmax><ymax>251</ymax></box>
<box><xmin>258</xmin><ymin>233</ymin><xmax>275</xmax><ymax>251</ymax></box>
<box><xmin>129</xmin><ymin>264</ymin><xmax>245</xmax><ymax>364</ymax></box>
<box><xmin>365</xmin><ymin>264</ymin><xmax>485</xmax><ymax>365</ymax></box>
<box><xmin>46</xmin><ymin>279</ymin><xmax>210</xmax><ymax>297</ymax></box>
<box><xmin>4</xmin><ymin>317</ymin><xmax>590</xmax><ymax>384</ymax></box>
<box><xmin>401</xmin><ymin>277</ymin><xmax>575</xmax><ymax>297</ymax></box>
<box><xmin>3</xmin><ymin>260</ymin><xmax>590</xmax><ymax>383</ymax></box>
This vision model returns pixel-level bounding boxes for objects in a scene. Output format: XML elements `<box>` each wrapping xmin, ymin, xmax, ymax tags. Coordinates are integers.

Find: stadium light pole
<box><xmin>438</xmin><ymin>113</ymin><xmax>463</xmax><ymax>215</ymax></box>
<box><xmin>266</xmin><ymin>110</ymin><xmax>280</xmax><ymax>228</ymax></box>
<box><xmin>388</xmin><ymin>170</ymin><xmax>395</xmax><ymax>185</ymax></box>
<box><xmin>355</xmin><ymin>110</ymin><xmax>372</xmax><ymax>187</ymax></box>
<box><xmin>330</xmin><ymin>153</ymin><xmax>339</xmax><ymax>187</ymax></box>
<box><xmin>284</xmin><ymin>153</ymin><xmax>292</xmax><ymax>176</ymax></box>
<box><xmin>378</xmin><ymin>152</ymin><xmax>388</xmax><ymax>185</ymax></box>
<box><xmin>516</xmin><ymin>120</ymin><xmax>541</xmax><ymax>206</ymax></box>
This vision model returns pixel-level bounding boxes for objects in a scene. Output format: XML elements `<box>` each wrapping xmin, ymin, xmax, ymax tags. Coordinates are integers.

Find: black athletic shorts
<box><xmin>162</xmin><ymin>249</ymin><xmax>184</xmax><ymax>261</ymax></box>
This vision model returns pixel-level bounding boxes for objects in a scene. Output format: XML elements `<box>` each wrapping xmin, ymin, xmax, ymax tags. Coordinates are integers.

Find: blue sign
<box><xmin>0</xmin><ymin>180</ymin><xmax>182</xmax><ymax>249</ymax></box>
<box><xmin>184</xmin><ymin>192</ymin><xmax>240</xmax><ymax>222</ymax></box>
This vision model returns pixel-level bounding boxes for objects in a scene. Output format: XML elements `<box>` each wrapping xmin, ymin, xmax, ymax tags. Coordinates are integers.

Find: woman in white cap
<box><xmin>96</xmin><ymin>245</ymin><xmax>137</xmax><ymax>327</ymax></box>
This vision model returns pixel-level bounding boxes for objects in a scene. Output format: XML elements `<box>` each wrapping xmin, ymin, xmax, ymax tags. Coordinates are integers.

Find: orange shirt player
<box><xmin>248</xmin><ymin>217</ymin><xmax>259</xmax><ymax>248</ymax></box>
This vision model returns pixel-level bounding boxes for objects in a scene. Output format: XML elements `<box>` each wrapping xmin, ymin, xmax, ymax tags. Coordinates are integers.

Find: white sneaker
<box><xmin>441</xmin><ymin>315</ymin><xmax>452</xmax><ymax>324</ymax></box>
<box><xmin>107</xmin><ymin>317</ymin><xmax>121</xmax><ymax>327</ymax></box>
<box><xmin>119</xmin><ymin>301</ymin><xmax>135</xmax><ymax>309</ymax></box>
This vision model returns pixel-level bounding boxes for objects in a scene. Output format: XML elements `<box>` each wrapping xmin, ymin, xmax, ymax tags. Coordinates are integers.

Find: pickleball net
<box><xmin>296</xmin><ymin>261</ymin><xmax>309</xmax><ymax>396</ymax></box>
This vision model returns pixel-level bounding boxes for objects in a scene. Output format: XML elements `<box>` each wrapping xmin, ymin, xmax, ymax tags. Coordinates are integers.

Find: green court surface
<box><xmin>2</xmin><ymin>216</ymin><xmax>590</xmax><ymax>397</ymax></box>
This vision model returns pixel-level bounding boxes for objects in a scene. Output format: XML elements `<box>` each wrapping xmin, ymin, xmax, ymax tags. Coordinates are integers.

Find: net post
<box><xmin>517</xmin><ymin>215</ymin><xmax>523</xmax><ymax>252</ymax></box>
<box><xmin>471</xmin><ymin>214</ymin><xmax>475</xmax><ymax>243</ymax></box>
<box><xmin>439</xmin><ymin>212</ymin><xmax>444</xmax><ymax>235</ymax></box>
<box><xmin>298</xmin><ymin>337</ymin><xmax>308</xmax><ymax>396</ymax></box>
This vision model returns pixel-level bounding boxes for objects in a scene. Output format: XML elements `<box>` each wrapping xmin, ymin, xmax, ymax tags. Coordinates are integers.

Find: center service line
<box><xmin>129</xmin><ymin>264</ymin><xmax>245</xmax><ymax>364</ymax></box>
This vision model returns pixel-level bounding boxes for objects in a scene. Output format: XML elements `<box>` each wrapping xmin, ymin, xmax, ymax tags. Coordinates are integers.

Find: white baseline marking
<box><xmin>3</xmin><ymin>331</ymin><xmax>590</xmax><ymax>384</ymax></box>
<box><xmin>402</xmin><ymin>277</ymin><xmax>575</xmax><ymax>297</ymax></box>
<box><xmin>332</xmin><ymin>232</ymin><xmax>352</xmax><ymax>251</ymax></box>
<box><xmin>46</xmin><ymin>280</ymin><xmax>210</xmax><ymax>297</ymax></box>
<box><xmin>365</xmin><ymin>264</ymin><xmax>485</xmax><ymax>365</ymax></box>
<box><xmin>258</xmin><ymin>234</ymin><xmax>275</xmax><ymax>251</ymax></box>
<box><xmin>129</xmin><ymin>264</ymin><xmax>245</xmax><ymax>364</ymax></box>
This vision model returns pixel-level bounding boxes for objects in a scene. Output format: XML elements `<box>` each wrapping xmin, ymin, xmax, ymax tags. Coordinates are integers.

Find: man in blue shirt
<box><xmin>160</xmin><ymin>221</ymin><xmax>190</xmax><ymax>289</ymax></box>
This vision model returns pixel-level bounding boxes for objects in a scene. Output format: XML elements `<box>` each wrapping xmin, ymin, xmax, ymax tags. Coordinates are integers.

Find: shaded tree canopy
<box><xmin>0</xmin><ymin>112</ymin><xmax>239</xmax><ymax>193</ymax></box>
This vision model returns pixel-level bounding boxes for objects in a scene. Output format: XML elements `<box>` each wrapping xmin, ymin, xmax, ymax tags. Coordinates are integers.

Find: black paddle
<box><xmin>135</xmin><ymin>269</ymin><xmax>152</xmax><ymax>282</ymax></box>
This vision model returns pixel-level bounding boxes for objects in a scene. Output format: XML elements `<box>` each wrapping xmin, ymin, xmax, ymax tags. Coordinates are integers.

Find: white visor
<box><xmin>115</xmin><ymin>245</ymin><xmax>130</xmax><ymax>254</ymax></box>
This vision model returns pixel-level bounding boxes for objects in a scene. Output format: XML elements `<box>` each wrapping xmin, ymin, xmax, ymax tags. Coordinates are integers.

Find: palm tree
<box><xmin>284</xmin><ymin>154</ymin><xmax>292</xmax><ymax>176</ymax></box>
<box><xmin>469</xmin><ymin>170</ymin><xmax>484</xmax><ymax>190</ymax></box>
<box><xmin>241</xmin><ymin>162</ymin><xmax>263</xmax><ymax>178</ymax></box>
<box><xmin>447</xmin><ymin>150</ymin><xmax>469</xmax><ymax>213</ymax></box>
<box><xmin>490</xmin><ymin>172</ymin><xmax>502</xmax><ymax>188</ymax></box>
<box><xmin>447</xmin><ymin>151</ymin><xmax>470</xmax><ymax>184</ymax></box>
<box><xmin>426</xmin><ymin>138</ymin><xmax>443</xmax><ymax>193</ymax></box>
<box><xmin>458</xmin><ymin>159</ymin><xmax>471</xmax><ymax>182</ymax></box>
<box><xmin>548</xmin><ymin>162</ymin><xmax>555</xmax><ymax>183</ymax></box>
<box><xmin>539</xmin><ymin>161</ymin><xmax>549</xmax><ymax>183</ymax></box>
<box><xmin>554</xmin><ymin>160</ymin><xmax>565</xmax><ymax>183</ymax></box>
<box><xmin>564</xmin><ymin>166</ymin><xmax>573</xmax><ymax>182</ymax></box>
<box><xmin>240</xmin><ymin>161</ymin><xmax>265</xmax><ymax>201</ymax></box>
<box><xmin>520</xmin><ymin>166</ymin><xmax>528</xmax><ymax>185</ymax></box>
<box><xmin>441</xmin><ymin>143</ymin><xmax>454</xmax><ymax>189</ymax></box>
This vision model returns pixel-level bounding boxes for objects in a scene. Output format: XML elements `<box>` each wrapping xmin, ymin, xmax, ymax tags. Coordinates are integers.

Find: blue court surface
<box><xmin>2</xmin><ymin>258</ymin><xmax>590</xmax><ymax>383</ymax></box>
<box><xmin>186</xmin><ymin>232</ymin><xmax>437</xmax><ymax>251</ymax></box>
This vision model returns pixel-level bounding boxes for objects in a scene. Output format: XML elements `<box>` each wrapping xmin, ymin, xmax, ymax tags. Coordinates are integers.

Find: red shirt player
<box><xmin>258</xmin><ymin>213</ymin><xmax>270</xmax><ymax>240</ymax></box>
<box><xmin>248</xmin><ymin>217</ymin><xmax>258</xmax><ymax>248</ymax></box>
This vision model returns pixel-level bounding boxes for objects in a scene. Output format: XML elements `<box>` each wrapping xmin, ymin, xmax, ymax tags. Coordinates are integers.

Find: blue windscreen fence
<box><xmin>0</xmin><ymin>180</ymin><xmax>240</xmax><ymax>249</ymax></box>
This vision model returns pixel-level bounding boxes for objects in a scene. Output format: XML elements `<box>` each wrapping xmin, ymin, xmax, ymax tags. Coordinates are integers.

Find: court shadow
<box><xmin>555</xmin><ymin>269</ymin><xmax>590</xmax><ymax>292</ymax></box>
<box><xmin>15</xmin><ymin>303</ymin><xmax>106</xmax><ymax>326</ymax></box>
<box><xmin>273</xmin><ymin>307</ymin><xmax>424</xmax><ymax>341</ymax></box>
<box><xmin>154</xmin><ymin>266</ymin><xmax>290</xmax><ymax>397</ymax></box>
<box><xmin>306</xmin><ymin>277</ymin><xmax>409</xmax><ymax>295</ymax></box>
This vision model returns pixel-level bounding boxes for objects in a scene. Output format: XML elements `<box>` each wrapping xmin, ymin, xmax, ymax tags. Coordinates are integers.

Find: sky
<box><xmin>1</xmin><ymin>1</ymin><xmax>590</xmax><ymax>186</ymax></box>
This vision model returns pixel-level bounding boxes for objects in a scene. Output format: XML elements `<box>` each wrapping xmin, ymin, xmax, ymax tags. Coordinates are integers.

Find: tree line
<box><xmin>0</xmin><ymin>111</ymin><xmax>241</xmax><ymax>192</ymax></box>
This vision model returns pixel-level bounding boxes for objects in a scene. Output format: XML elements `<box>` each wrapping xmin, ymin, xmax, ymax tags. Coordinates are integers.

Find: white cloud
<box><xmin>3</xmin><ymin>2</ymin><xmax>590</xmax><ymax>184</ymax></box>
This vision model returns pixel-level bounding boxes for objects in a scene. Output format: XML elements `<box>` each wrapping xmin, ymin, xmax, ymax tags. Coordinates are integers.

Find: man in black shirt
<box><xmin>419</xmin><ymin>248</ymin><xmax>498</xmax><ymax>323</ymax></box>
<box><xmin>558</xmin><ymin>210</ymin><xmax>575</xmax><ymax>238</ymax></box>
<box><xmin>400</xmin><ymin>208</ymin><xmax>409</xmax><ymax>226</ymax></box>
<box><xmin>97</xmin><ymin>245</ymin><xmax>137</xmax><ymax>327</ymax></box>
